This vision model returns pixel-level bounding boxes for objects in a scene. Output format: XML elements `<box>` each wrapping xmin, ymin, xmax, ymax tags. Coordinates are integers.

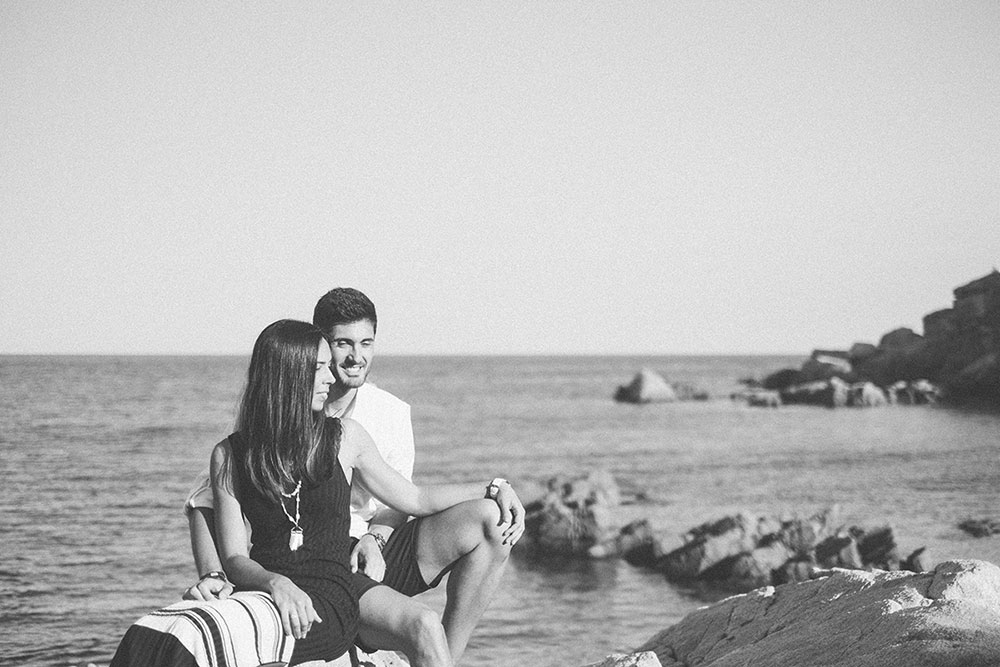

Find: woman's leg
<box><xmin>357</xmin><ymin>586</ymin><xmax>453</xmax><ymax>667</ymax></box>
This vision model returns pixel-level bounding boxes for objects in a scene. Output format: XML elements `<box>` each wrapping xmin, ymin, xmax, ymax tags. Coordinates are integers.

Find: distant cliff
<box><xmin>765</xmin><ymin>270</ymin><xmax>1000</xmax><ymax>405</ymax></box>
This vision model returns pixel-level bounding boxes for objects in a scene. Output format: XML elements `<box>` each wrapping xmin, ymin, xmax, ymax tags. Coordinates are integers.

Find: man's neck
<box><xmin>325</xmin><ymin>386</ymin><xmax>360</xmax><ymax>418</ymax></box>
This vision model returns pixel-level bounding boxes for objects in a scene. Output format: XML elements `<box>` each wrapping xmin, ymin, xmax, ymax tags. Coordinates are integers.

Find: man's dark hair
<box><xmin>313</xmin><ymin>287</ymin><xmax>378</xmax><ymax>335</ymax></box>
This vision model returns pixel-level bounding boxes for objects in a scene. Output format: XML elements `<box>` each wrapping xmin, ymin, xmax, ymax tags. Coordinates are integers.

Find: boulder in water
<box><xmin>614</xmin><ymin>369</ymin><xmax>677</xmax><ymax>404</ymax></box>
<box><xmin>958</xmin><ymin>517</ymin><xmax>1000</xmax><ymax>537</ymax></box>
<box><xmin>522</xmin><ymin>470</ymin><xmax>622</xmax><ymax>556</ymax></box>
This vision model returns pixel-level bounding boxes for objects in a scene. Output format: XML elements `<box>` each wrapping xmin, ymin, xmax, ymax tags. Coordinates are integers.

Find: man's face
<box><xmin>327</xmin><ymin>319</ymin><xmax>375</xmax><ymax>390</ymax></box>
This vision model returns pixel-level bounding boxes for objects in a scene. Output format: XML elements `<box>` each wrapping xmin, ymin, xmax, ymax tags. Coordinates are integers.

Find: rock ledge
<box><xmin>634</xmin><ymin>559</ymin><xmax>1000</xmax><ymax>667</ymax></box>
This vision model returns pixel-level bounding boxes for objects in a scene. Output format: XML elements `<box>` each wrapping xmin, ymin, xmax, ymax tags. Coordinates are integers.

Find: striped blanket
<box><xmin>110</xmin><ymin>591</ymin><xmax>294</xmax><ymax>667</ymax></box>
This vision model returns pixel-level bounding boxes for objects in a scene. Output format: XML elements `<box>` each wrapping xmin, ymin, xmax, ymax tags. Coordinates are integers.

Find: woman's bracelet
<box><xmin>363</xmin><ymin>532</ymin><xmax>388</xmax><ymax>552</ymax></box>
<box><xmin>200</xmin><ymin>570</ymin><xmax>228</xmax><ymax>583</ymax></box>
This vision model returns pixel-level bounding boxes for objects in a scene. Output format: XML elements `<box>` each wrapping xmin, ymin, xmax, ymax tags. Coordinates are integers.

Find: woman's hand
<box><xmin>493</xmin><ymin>482</ymin><xmax>525</xmax><ymax>546</ymax></box>
<box><xmin>268</xmin><ymin>574</ymin><xmax>322</xmax><ymax>639</ymax></box>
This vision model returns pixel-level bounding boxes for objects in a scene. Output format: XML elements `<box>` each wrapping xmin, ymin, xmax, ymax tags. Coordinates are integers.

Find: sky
<box><xmin>2</xmin><ymin>2</ymin><xmax>998</xmax><ymax>355</ymax></box>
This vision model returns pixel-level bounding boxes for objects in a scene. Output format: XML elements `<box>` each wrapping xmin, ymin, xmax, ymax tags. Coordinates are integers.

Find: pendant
<box><xmin>289</xmin><ymin>527</ymin><xmax>303</xmax><ymax>551</ymax></box>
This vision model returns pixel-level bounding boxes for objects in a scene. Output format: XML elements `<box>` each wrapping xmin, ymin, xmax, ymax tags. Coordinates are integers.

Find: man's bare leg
<box><xmin>357</xmin><ymin>586</ymin><xmax>453</xmax><ymax>667</ymax></box>
<box><xmin>414</xmin><ymin>499</ymin><xmax>512</xmax><ymax>663</ymax></box>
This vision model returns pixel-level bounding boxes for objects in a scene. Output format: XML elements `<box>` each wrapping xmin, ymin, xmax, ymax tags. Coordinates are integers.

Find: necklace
<box><xmin>280</xmin><ymin>480</ymin><xmax>304</xmax><ymax>551</ymax></box>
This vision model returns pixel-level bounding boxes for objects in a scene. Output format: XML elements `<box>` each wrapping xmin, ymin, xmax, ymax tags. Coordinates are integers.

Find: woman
<box><xmin>211</xmin><ymin>319</ymin><xmax>487</xmax><ymax>666</ymax></box>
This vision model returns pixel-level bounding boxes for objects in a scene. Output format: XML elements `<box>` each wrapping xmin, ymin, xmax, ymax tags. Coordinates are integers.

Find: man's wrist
<box><xmin>199</xmin><ymin>570</ymin><xmax>228</xmax><ymax>583</ymax></box>
<box><xmin>486</xmin><ymin>477</ymin><xmax>509</xmax><ymax>500</ymax></box>
<box><xmin>363</xmin><ymin>531</ymin><xmax>388</xmax><ymax>552</ymax></box>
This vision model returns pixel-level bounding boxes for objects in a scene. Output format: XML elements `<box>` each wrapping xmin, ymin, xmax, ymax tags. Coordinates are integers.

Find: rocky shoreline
<box><xmin>751</xmin><ymin>270</ymin><xmax>1000</xmax><ymax>408</ymax></box>
<box><xmin>615</xmin><ymin>271</ymin><xmax>1000</xmax><ymax>409</ymax></box>
<box><xmin>521</xmin><ymin>471</ymin><xmax>1000</xmax><ymax>667</ymax></box>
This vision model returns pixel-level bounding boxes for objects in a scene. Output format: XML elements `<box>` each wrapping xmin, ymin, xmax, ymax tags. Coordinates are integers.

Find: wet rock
<box><xmin>857</xmin><ymin>525</ymin><xmax>901</xmax><ymax>570</ymax></box>
<box><xmin>637</xmin><ymin>560</ymin><xmax>1000</xmax><ymax>667</ymax></box>
<box><xmin>886</xmin><ymin>379</ymin><xmax>940</xmax><ymax>404</ymax></box>
<box><xmin>706</xmin><ymin>537</ymin><xmax>793</xmax><ymax>591</ymax></box>
<box><xmin>800</xmin><ymin>351</ymin><xmax>854</xmax><ymax>382</ymax></box>
<box><xmin>762</xmin><ymin>367</ymin><xmax>803</xmax><ymax>391</ymax></box>
<box><xmin>522</xmin><ymin>470</ymin><xmax>622</xmax><ymax>556</ymax></box>
<box><xmin>658</xmin><ymin>514</ymin><xmax>761</xmax><ymax>581</ymax></box>
<box><xmin>780</xmin><ymin>376</ymin><xmax>850</xmax><ymax>407</ymax></box>
<box><xmin>849</xmin><ymin>341</ymin><xmax>879</xmax><ymax>362</ymax></box>
<box><xmin>848</xmin><ymin>381</ymin><xmax>888</xmax><ymax>406</ymax></box>
<box><xmin>903</xmin><ymin>546</ymin><xmax>933</xmax><ymax>572</ymax></box>
<box><xmin>814</xmin><ymin>534</ymin><xmax>863</xmax><ymax>569</ymax></box>
<box><xmin>879</xmin><ymin>327</ymin><xmax>924</xmax><ymax>350</ymax></box>
<box><xmin>614</xmin><ymin>369</ymin><xmax>677</xmax><ymax>403</ymax></box>
<box><xmin>614</xmin><ymin>370</ymin><xmax>710</xmax><ymax>403</ymax></box>
<box><xmin>591</xmin><ymin>519</ymin><xmax>662</xmax><ymax>562</ymax></box>
<box><xmin>959</xmin><ymin>517</ymin><xmax>1000</xmax><ymax>537</ymax></box>
<box><xmin>632</xmin><ymin>508</ymin><xmax>924</xmax><ymax>593</ymax></box>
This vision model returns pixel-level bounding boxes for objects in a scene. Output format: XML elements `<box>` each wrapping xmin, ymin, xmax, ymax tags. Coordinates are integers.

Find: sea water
<box><xmin>2</xmin><ymin>355</ymin><xmax>999</xmax><ymax>667</ymax></box>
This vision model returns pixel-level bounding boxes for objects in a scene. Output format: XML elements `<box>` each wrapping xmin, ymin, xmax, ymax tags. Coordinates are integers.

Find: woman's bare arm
<box><xmin>210</xmin><ymin>439</ymin><xmax>321</xmax><ymax>639</ymax></box>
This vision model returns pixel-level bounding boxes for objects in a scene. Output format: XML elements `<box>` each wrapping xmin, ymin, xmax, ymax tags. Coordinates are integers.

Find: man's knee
<box><xmin>468</xmin><ymin>498</ymin><xmax>512</xmax><ymax>553</ymax></box>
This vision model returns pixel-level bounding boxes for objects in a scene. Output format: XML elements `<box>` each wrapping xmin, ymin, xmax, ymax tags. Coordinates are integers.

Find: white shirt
<box><xmin>185</xmin><ymin>382</ymin><xmax>415</xmax><ymax>539</ymax></box>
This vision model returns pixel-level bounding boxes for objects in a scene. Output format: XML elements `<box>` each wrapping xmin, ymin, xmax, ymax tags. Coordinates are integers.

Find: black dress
<box><xmin>229</xmin><ymin>418</ymin><xmax>380</xmax><ymax>664</ymax></box>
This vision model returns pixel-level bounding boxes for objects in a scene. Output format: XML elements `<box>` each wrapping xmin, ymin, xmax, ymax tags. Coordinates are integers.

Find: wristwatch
<box><xmin>486</xmin><ymin>477</ymin><xmax>509</xmax><ymax>499</ymax></box>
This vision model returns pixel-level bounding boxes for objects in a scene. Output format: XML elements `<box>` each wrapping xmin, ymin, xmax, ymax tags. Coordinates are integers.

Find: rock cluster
<box><xmin>958</xmin><ymin>517</ymin><xmax>1000</xmax><ymax>538</ymax></box>
<box><xmin>753</xmin><ymin>270</ymin><xmax>1000</xmax><ymax>406</ymax></box>
<box><xmin>612</xmin><ymin>508</ymin><xmax>928</xmax><ymax>593</ymax></box>
<box><xmin>522</xmin><ymin>473</ymin><xmax>927</xmax><ymax>595</ymax></box>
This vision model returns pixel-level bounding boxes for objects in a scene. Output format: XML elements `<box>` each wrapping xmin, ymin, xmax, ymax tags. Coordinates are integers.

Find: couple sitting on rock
<box><xmin>111</xmin><ymin>288</ymin><xmax>525</xmax><ymax>667</ymax></box>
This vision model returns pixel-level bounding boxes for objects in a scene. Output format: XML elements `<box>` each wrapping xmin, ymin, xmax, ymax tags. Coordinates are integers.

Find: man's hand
<box><xmin>492</xmin><ymin>482</ymin><xmax>525</xmax><ymax>546</ymax></box>
<box><xmin>183</xmin><ymin>575</ymin><xmax>234</xmax><ymax>601</ymax></box>
<box><xmin>350</xmin><ymin>533</ymin><xmax>386</xmax><ymax>581</ymax></box>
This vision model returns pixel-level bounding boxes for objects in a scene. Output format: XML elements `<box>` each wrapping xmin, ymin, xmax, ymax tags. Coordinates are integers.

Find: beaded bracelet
<box><xmin>363</xmin><ymin>531</ymin><xmax>388</xmax><ymax>552</ymax></box>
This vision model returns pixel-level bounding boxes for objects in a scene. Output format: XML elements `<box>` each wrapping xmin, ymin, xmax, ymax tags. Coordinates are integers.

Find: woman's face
<box><xmin>312</xmin><ymin>339</ymin><xmax>334</xmax><ymax>412</ymax></box>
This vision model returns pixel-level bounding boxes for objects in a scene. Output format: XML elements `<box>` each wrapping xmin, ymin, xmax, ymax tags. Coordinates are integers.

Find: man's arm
<box><xmin>184</xmin><ymin>506</ymin><xmax>234</xmax><ymax>600</ymax></box>
<box><xmin>350</xmin><ymin>397</ymin><xmax>416</xmax><ymax>579</ymax></box>
<box><xmin>181</xmin><ymin>469</ymin><xmax>234</xmax><ymax>601</ymax></box>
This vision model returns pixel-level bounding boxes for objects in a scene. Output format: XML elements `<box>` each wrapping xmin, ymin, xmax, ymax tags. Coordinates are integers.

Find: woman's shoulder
<box><xmin>211</xmin><ymin>436</ymin><xmax>235</xmax><ymax>463</ymax></box>
<box><xmin>333</xmin><ymin>417</ymin><xmax>375</xmax><ymax>460</ymax></box>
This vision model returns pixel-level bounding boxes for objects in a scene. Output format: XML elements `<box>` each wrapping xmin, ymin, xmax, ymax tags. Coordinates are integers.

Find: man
<box><xmin>184</xmin><ymin>288</ymin><xmax>523</xmax><ymax>665</ymax></box>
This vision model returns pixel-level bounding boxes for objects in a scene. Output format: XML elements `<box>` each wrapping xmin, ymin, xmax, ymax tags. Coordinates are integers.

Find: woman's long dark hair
<box><xmin>236</xmin><ymin>319</ymin><xmax>339</xmax><ymax>503</ymax></box>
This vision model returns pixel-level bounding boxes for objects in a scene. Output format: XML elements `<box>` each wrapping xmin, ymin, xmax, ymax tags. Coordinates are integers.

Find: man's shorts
<box><xmin>355</xmin><ymin>517</ymin><xmax>450</xmax><ymax>598</ymax></box>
